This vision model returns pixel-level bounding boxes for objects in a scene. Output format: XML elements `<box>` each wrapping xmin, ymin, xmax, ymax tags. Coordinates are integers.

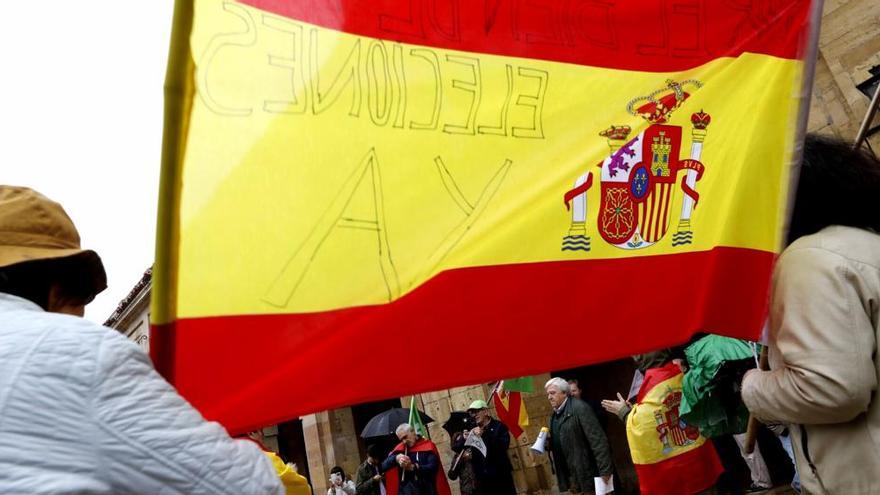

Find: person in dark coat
<box><xmin>355</xmin><ymin>444</ymin><xmax>386</xmax><ymax>495</ymax></box>
<box><xmin>465</xmin><ymin>400</ymin><xmax>516</xmax><ymax>495</ymax></box>
<box><xmin>380</xmin><ymin>424</ymin><xmax>451</xmax><ymax>495</ymax></box>
<box><xmin>545</xmin><ymin>377</ymin><xmax>614</xmax><ymax>494</ymax></box>
<box><xmin>568</xmin><ymin>379</ymin><xmax>609</xmax><ymax>433</ymax></box>
<box><xmin>448</xmin><ymin>430</ymin><xmax>485</xmax><ymax>495</ymax></box>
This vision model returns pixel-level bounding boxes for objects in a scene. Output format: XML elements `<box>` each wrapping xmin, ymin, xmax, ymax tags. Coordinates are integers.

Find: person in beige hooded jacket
<box><xmin>741</xmin><ymin>135</ymin><xmax>880</xmax><ymax>494</ymax></box>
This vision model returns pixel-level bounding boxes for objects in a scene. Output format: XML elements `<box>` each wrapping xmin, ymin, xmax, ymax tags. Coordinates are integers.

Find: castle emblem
<box><xmin>562</xmin><ymin>79</ymin><xmax>711</xmax><ymax>252</ymax></box>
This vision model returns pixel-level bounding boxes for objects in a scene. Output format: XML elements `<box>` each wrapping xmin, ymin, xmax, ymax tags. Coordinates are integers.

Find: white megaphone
<box><xmin>530</xmin><ymin>427</ymin><xmax>549</xmax><ymax>455</ymax></box>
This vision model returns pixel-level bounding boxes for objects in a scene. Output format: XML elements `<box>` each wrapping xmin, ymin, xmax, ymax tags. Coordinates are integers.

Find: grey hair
<box><xmin>396</xmin><ymin>423</ymin><xmax>415</xmax><ymax>436</ymax></box>
<box><xmin>544</xmin><ymin>377</ymin><xmax>570</xmax><ymax>394</ymax></box>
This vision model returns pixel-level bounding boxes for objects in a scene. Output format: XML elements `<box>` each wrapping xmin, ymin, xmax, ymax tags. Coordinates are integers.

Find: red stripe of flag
<box><xmin>238</xmin><ymin>0</ymin><xmax>811</xmax><ymax>72</ymax></box>
<box><xmin>634</xmin><ymin>441</ymin><xmax>723</xmax><ymax>495</ymax></box>
<box><xmin>660</xmin><ymin>184</ymin><xmax>671</xmax><ymax>239</ymax></box>
<box><xmin>646</xmin><ymin>189</ymin><xmax>657</xmax><ymax>241</ymax></box>
<box><xmin>635</xmin><ymin>362</ymin><xmax>683</xmax><ymax>403</ymax></box>
<box><xmin>152</xmin><ymin>247</ymin><xmax>772</xmax><ymax>434</ymax></box>
<box><xmin>655</xmin><ymin>184</ymin><xmax>668</xmax><ymax>241</ymax></box>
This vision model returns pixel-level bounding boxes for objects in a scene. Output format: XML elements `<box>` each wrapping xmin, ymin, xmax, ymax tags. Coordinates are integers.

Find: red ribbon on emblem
<box><xmin>678</xmin><ymin>159</ymin><xmax>705</xmax><ymax>208</ymax></box>
<box><xmin>563</xmin><ymin>172</ymin><xmax>593</xmax><ymax>211</ymax></box>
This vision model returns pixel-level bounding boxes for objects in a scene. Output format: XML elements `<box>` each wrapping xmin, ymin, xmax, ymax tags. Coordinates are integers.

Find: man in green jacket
<box><xmin>545</xmin><ymin>377</ymin><xmax>614</xmax><ymax>494</ymax></box>
<box><xmin>355</xmin><ymin>444</ymin><xmax>386</xmax><ymax>495</ymax></box>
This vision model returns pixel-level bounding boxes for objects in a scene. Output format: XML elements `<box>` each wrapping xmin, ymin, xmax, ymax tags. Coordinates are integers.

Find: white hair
<box><xmin>544</xmin><ymin>377</ymin><xmax>570</xmax><ymax>394</ymax></box>
<box><xmin>396</xmin><ymin>423</ymin><xmax>415</xmax><ymax>436</ymax></box>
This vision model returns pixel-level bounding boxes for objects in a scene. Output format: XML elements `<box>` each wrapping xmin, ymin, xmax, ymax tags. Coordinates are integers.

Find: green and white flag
<box><xmin>408</xmin><ymin>397</ymin><xmax>429</xmax><ymax>439</ymax></box>
<box><xmin>502</xmin><ymin>376</ymin><xmax>535</xmax><ymax>393</ymax></box>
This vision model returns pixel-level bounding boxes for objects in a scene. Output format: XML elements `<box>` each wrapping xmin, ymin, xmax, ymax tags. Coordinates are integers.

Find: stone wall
<box><xmin>808</xmin><ymin>0</ymin><xmax>880</xmax><ymax>148</ymax></box>
<box><xmin>302</xmin><ymin>409</ymin><xmax>363</xmax><ymax>493</ymax></box>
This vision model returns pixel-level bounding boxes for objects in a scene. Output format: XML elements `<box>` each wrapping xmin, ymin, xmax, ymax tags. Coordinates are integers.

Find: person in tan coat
<box><xmin>741</xmin><ymin>135</ymin><xmax>880</xmax><ymax>494</ymax></box>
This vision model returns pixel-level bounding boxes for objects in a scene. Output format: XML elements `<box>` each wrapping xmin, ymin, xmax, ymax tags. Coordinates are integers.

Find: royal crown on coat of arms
<box><xmin>562</xmin><ymin>79</ymin><xmax>710</xmax><ymax>252</ymax></box>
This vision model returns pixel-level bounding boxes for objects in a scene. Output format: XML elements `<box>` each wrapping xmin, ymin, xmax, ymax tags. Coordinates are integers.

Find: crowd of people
<box><xmin>347</xmin><ymin>353</ymin><xmax>787</xmax><ymax>495</ymax></box>
<box><xmin>1</xmin><ymin>133</ymin><xmax>879</xmax><ymax>494</ymax></box>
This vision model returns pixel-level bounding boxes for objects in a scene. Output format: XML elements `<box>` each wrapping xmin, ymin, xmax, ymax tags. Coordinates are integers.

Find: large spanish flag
<box><xmin>152</xmin><ymin>0</ymin><xmax>822</xmax><ymax>433</ymax></box>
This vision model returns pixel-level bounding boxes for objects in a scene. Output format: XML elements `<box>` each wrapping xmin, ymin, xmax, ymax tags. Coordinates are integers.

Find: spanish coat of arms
<box><xmin>563</xmin><ymin>79</ymin><xmax>711</xmax><ymax>252</ymax></box>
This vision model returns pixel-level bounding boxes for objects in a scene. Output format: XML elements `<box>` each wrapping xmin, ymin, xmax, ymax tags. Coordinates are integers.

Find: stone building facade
<box><xmin>104</xmin><ymin>267</ymin><xmax>152</xmax><ymax>353</ymax></box>
<box><xmin>809</xmin><ymin>0</ymin><xmax>880</xmax><ymax>149</ymax></box>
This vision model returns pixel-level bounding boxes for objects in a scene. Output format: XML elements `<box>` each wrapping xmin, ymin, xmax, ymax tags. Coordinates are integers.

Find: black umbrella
<box><xmin>360</xmin><ymin>408</ymin><xmax>435</xmax><ymax>439</ymax></box>
<box><xmin>442</xmin><ymin>411</ymin><xmax>473</xmax><ymax>435</ymax></box>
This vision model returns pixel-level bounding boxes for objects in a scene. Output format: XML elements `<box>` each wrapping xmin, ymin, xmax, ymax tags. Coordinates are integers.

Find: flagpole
<box><xmin>854</xmin><ymin>81</ymin><xmax>880</xmax><ymax>150</ymax></box>
<box><xmin>491</xmin><ymin>380</ymin><xmax>503</xmax><ymax>400</ymax></box>
<box><xmin>744</xmin><ymin>0</ymin><xmax>825</xmax><ymax>456</ymax></box>
<box><xmin>418</xmin><ymin>393</ymin><xmax>429</xmax><ymax>439</ymax></box>
<box><xmin>450</xmin><ymin>448</ymin><xmax>466</xmax><ymax>472</ymax></box>
<box><xmin>152</xmin><ymin>0</ymin><xmax>195</xmax><ymax>383</ymax></box>
<box><xmin>779</xmin><ymin>0</ymin><xmax>824</xmax><ymax>249</ymax></box>
<box><xmin>743</xmin><ymin>346</ymin><xmax>769</xmax><ymax>454</ymax></box>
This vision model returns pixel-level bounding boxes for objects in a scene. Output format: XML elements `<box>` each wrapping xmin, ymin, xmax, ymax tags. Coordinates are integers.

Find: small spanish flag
<box><xmin>492</xmin><ymin>380</ymin><xmax>529</xmax><ymax>438</ymax></box>
<box><xmin>626</xmin><ymin>362</ymin><xmax>723</xmax><ymax>495</ymax></box>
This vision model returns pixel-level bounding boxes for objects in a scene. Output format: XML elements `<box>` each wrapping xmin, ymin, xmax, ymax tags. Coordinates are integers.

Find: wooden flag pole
<box><xmin>450</xmin><ymin>447</ymin><xmax>468</xmax><ymax>472</ymax></box>
<box><xmin>854</xmin><ymin>81</ymin><xmax>880</xmax><ymax>151</ymax></box>
<box><xmin>402</xmin><ymin>445</ymin><xmax>407</xmax><ymax>482</ymax></box>
<box><xmin>743</xmin><ymin>346</ymin><xmax>769</xmax><ymax>454</ymax></box>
